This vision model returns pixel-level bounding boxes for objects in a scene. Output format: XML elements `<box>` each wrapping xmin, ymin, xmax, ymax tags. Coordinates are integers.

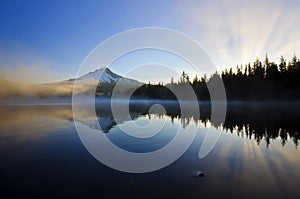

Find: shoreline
<box><xmin>1</xmin><ymin>98</ymin><xmax>300</xmax><ymax>106</ymax></box>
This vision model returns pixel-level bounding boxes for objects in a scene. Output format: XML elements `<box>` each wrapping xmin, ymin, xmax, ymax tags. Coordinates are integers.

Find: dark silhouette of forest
<box><xmin>129</xmin><ymin>54</ymin><xmax>300</xmax><ymax>101</ymax></box>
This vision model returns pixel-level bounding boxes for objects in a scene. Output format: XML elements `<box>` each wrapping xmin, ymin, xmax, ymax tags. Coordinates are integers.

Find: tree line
<box><xmin>130</xmin><ymin>54</ymin><xmax>300</xmax><ymax>101</ymax></box>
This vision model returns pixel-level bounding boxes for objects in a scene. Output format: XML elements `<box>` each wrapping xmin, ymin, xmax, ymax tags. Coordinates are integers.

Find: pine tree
<box><xmin>279</xmin><ymin>55</ymin><xmax>286</xmax><ymax>74</ymax></box>
<box><xmin>193</xmin><ymin>75</ymin><xmax>199</xmax><ymax>84</ymax></box>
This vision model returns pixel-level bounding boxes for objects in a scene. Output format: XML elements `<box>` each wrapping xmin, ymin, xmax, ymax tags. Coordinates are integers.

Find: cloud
<box><xmin>0</xmin><ymin>78</ymin><xmax>74</xmax><ymax>100</ymax></box>
<box><xmin>0</xmin><ymin>64</ymin><xmax>68</xmax><ymax>84</ymax></box>
<box><xmin>175</xmin><ymin>0</ymin><xmax>300</xmax><ymax>69</ymax></box>
<box><xmin>0</xmin><ymin>45</ymin><xmax>68</xmax><ymax>84</ymax></box>
<box><xmin>0</xmin><ymin>78</ymin><xmax>34</xmax><ymax>99</ymax></box>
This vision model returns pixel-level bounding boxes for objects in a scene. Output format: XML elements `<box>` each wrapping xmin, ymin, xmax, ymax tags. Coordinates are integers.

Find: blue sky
<box><xmin>1</xmin><ymin>0</ymin><xmax>300</xmax><ymax>83</ymax></box>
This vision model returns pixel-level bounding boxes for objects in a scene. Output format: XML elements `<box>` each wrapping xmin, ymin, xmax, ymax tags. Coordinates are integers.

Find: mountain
<box><xmin>34</xmin><ymin>67</ymin><xmax>142</xmax><ymax>98</ymax></box>
<box><xmin>77</xmin><ymin>67</ymin><xmax>141</xmax><ymax>85</ymax></box>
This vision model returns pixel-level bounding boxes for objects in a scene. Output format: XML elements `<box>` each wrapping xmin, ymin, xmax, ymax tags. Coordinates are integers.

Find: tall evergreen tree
<box><xmin>279</xmin><ymin>55</ymin><xmax>286</xmax><ymax>74</ymax></box>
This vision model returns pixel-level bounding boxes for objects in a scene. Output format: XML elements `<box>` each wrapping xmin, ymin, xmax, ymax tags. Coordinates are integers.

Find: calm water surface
<box><xmin>0</xmin><ymin>103</ymin><xmax>300</xmax><ymax>198</ymax></box>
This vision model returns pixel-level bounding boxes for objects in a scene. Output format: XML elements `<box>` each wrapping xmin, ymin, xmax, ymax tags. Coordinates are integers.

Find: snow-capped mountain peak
<box><xmin>75</xmin><ymin>67</ymin><xmax>142</xmax><ymax>93</ymax></box>
<box><xmin>78</xmin><ymin>67</ymin><xmax>122</xmax><ymax>83</ymax></box>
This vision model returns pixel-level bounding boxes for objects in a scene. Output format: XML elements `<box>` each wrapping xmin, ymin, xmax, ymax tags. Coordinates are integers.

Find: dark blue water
<box><xmin>0</xmin><ymin>104</ymin><xmax>300</xmax><ymax>198</ymax></box>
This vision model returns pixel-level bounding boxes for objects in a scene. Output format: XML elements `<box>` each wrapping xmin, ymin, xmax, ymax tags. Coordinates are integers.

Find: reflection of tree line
<box><xmin>127</xmin><ymin>54</ymin><xmax>300</xmax><ymax>101</ymax></box>
<box><xmin>127</xmin><ymin>102</ymin><xmax>300</xmax><ymax>148</ymax></box>
<box><xmin>223</xmin><ymin>104</ymin><xmax>300</xmax><ymax>148</ymax></box>
<box><xmin>6</xmin><ymin>104</ymin><xmax>298</xmax><ymax>147</ymax></box>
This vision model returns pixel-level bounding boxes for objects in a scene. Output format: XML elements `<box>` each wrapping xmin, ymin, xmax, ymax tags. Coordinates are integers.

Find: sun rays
<box><xmin>176</xmin><ymin>0</ymin><xmax>300</xmax><ymax>69</ymax></box>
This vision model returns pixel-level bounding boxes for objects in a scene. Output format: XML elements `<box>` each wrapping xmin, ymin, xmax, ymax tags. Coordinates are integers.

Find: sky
<box><xmin>0</xmin><ymin>0</ymin><xmax>300</xmax><ymax>83</ymax></box>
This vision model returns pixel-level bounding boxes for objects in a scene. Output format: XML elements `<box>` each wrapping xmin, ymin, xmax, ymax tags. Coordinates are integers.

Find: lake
<box><xmin>0</xmin><ymin>102</ymin><xmax>300</xmax><ymax>198</ymax></box>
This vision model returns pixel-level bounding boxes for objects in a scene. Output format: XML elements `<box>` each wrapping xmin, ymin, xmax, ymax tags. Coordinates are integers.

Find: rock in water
<box><xmin>193</xmin><ymin>171</ymin><xmax>205</xmax><ymax>178</ymax></box>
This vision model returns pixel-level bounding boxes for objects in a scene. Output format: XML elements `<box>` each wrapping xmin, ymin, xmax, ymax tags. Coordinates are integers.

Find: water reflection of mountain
<box><xmin>96</xmin><ymin>113</ymin><xmax>140</xmax><ymax>133</ymax></box>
